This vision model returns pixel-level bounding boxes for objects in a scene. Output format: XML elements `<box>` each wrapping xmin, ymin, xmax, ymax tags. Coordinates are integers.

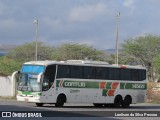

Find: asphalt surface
<box><xmin>0</xmin><ymin>99</ymin><xmax>160</xmax><ymax>120</ymax></box>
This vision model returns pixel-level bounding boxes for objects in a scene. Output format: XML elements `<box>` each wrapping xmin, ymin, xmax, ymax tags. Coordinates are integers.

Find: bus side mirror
<box><xmin>37</xmin><ymin>72</ymin><xmax>43</xmax><ymax>83</ymax></box>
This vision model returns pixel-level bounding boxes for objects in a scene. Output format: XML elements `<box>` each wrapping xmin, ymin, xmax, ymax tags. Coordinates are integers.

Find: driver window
<box><xmin>42</xmin><ymin>65</ymin><xmax>56</xmax><ymax>91</ymax></box>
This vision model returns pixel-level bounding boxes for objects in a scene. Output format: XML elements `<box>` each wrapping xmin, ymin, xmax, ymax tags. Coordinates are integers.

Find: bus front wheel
<box><xmin>35</xmin><ymin>103</ymin><xmax>44</xmax><ymax>107</ymax></box>
<box><xmin>55</xmin><ymin>94</ymin><xmax>66</xmax><ymax>107</ymax></box>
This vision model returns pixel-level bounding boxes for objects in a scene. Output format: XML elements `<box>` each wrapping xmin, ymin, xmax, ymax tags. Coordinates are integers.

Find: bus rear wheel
<box><xmin>122</xmin><ymin>95</ymin><xmax>132</xmax><ymax>108</ymax></box>
<box><xmin>55</xmin><ymin>94</ymin><xmax>66</xmax><ymax>107</ymax></box>
<box><xmin>35</xmin><ymin>103</ymin><xmax>44</xmax><ymax>107</ymax></box>
<box><xmin>114</xmin><ymin>95</ymin><xmax>122</xmax><ymax>108</ymax></box>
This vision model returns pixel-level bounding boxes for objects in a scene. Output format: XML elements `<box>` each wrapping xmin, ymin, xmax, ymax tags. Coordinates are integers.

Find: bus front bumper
<box><xmin>16</xmin><ymin>95</ymin><xmax>41</xmax><ymax>103</ymax></box>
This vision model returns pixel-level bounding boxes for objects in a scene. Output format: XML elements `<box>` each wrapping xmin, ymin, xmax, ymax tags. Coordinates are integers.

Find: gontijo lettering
<box><xmin>64</xmin><ymin>82</ymin><xmax>85</xmax><ymax>87</ymax></box>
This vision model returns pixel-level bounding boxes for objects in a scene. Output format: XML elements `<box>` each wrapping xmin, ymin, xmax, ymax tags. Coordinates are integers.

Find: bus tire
<box><xmin>93</xmin><ymin>103</ymin><xmax>103</xmax><ymax>107</ymax></box>
<box><xmin>55</xmin><ymin>94</ymin><xmax>66</xmax><ymax>107</ymax></box>
<box><xmin>122</xmin><ymin>95</ymin><xmax>132</xmax><ymax>108</ymax></box>
<box><xmin>114</xmin><ymin>95</ymin><xmax>122</xmax><ymax>108</ymax></box>
<box><xmin>35</xmin><ymin>103</ymin><xmax>44</xmax><ymax>107</ymax></box>
<box><xmin>104</xmin><ymin>104</ymin><xmax>112</xmax><ymax>107</ymax></box>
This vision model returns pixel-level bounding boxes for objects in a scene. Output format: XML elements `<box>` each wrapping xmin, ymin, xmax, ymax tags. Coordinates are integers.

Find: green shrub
<box><xmin>0</xmin><ymin>56</ymin><xmax>21</xmax><ymax>76</ymax></box>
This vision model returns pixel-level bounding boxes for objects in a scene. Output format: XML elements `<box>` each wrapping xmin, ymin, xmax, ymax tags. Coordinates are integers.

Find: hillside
<box><xmin>0</xmin><ymin>44</ymin><xmax>17</xmax><ymax>52</ymax></box>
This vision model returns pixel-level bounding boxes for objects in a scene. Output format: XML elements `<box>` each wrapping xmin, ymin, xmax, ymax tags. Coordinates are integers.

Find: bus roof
<box><xmin>23</xmin><ymin>60</ymin><xmax>146</xmax><ymax>69</ymax></box>
<box><xmin>24</xmin><ymin>60</ymin><xmax>57</xmax><ymax>66</ymax></box>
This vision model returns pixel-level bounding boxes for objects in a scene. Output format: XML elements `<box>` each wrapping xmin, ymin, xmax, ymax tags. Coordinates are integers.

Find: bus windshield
<box><xmin>17</xmin><ymin>65</ymin><xmax>45</xmax><ymax>92</ymax></box>
<box><xmin>18</xmin><ymin>73</ymin><xmax>41</xmax><ymax>92</ymax></box>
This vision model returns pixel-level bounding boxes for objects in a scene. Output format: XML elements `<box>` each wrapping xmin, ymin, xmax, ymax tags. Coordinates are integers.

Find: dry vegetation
<box><xmin>147</xmin><ymin>82</ymin><xmax>160</xmax><ymax>103</ymax></box>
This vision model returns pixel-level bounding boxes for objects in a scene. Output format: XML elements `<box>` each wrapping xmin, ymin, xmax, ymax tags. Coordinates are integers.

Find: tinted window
<box><xmin>132</xmin><ymin>69</ymin><xmax>139</xmax><ymax>81</ymax></box>
<box><xmin>120</xmin><ymin>69</ymin><xmax>132</xmax><ymax>80</ymax></box>
<box><xmin>56</xmin><ymin>65</ymin><xmax>146</xmax><ymax>81</ymax></box>
<box><xmin>57</xmin><ymin>65</ymin><xmax>69</xmax><ymax>78</ymax></box>
<box><xmin>83</xmin><ymin>67</ymin><xmax>95</xmax><ymax>79</ymax></box>
<box><xmin>70</xmin><ymin>66</ymin><xmax>83</xmax><ymax>78</ymax></box>
<box><xmin>140</xmin><ymin>70</ymin><xmax>146</xmax><ymax>80</ymax></box>
<box><xmin>109</xmin><ymin>68</ymin><xmax>120</xmax><ymax>80</ymax></box>
<box><xmin>96</xmin><ymin>67</ymin><xmax>109</xmax><ymax>79</ymax></box>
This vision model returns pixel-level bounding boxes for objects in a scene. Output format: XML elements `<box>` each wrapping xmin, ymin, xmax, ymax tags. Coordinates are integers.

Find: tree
<box><xmin>0</xmin><ymin>56</ymin><xmax>21</xmax><ymax>76</ymax></box>
<box><xmin>8</xmin><ymin>42</ymin><xmax>54</xmax><ymax>63</ymax></box>
<box><xmin>121</xmin><ymin>34</ymin><xmax>160</xmax><ymax>82</ymax></box>
<box><xmin>153</xmin><ymin>55</ymin><xmax>160</xmax><ymax>82</ymax></box>
<box><xmin>51</xmin><ymin>43</ymin><xmax>105</xmax><ymax>61</ymax></box>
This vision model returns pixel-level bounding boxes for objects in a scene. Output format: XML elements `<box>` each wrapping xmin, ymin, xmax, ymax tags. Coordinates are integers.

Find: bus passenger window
<box><xmin>57</xmin><ymin>65</ymin><xmax>69</xmax><ymax>78</ymax></box>
<box><xmin>120</xmin><ymin>69</ymin><xmax>132</xmax><ymax>80</ymax></box>
<box><xmin>83</xmin><ymin>67</ymin><xmax>95</xmax><ymax>79</ymax></box>
<box><xmin>96</xmin><ymin>67</ymin><xmax>109</xmax><ymax>79</ymax></box>
<box><xmin>70</xmin><ymin>66</ymin><xmax>83</xmax><ymax>79</ymax></box>
<box><xmin>132</xmin><ymin>69</ymin><xmax>139</xmax><ymax>81</ymax></box>
<box><xmin>109</xmin><ymin>68</ymin><xmax>120</xmax><ymax>80</ymax></box>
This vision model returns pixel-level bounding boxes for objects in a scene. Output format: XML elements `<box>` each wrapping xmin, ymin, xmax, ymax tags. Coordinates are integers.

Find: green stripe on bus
<box><xmin>17</xmin><ymin>91</ymin><xmax>41</xmax><ymax>96</ymax></box>
<box><xmin>21</xmin><ymin>91</ymin><xmax>31</xmax><ymax>95</ymax></box>
<box><xmin>120</xmin><ymin>83</ymin><xmax>125</xmax><ymax>89</ymax></box>
<box><xmin>106</xmin><ymin>82</ymin><xmax>112</xmax><ymax>89</ymax></box>
<box><xmin>85</xmin><ymin>82</ymin><xmax>99</xmax><ymax>88</ymax></box>
<box><xmin>56</xmin><ymin>80</ymin><xmax>100</xmax><ymax>88</ymax></box>
<box><xmin>56</xmin><ymin>80</ymin><xmax>146</xmax><ymax>90</ymax></box>
<box><xmin>102</xmin><ymin>89</ymin><xmax>108</xmax><ymax>96</ymax></box>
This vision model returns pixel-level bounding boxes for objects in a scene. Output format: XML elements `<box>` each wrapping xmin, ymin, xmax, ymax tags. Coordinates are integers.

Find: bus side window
<box><xmin>91</xmin><ymin>67</ymin><xmax>96</xmax><ymax>79</ymax></box>
<box><xmin>132</xmin><ymin>69</ymin><xmax>139</xmax><ymax>81</ymax></box>
<box><xmin>70</xmin><ymin>66</ymin><xmax>83</xmax><ymax>79</ymax></box>
<box><xmin>109</xmin><ymin>68</ymin><xmax>120</xmax><ymax>80</ymax></box>
<box><xmin>139</xmin><ymin>69</ymin><xmax>146</xmax><ymax>81</ymax></box>
<box><xmin>83</xmin><ymin>67</ymin><xmax>95</xmax><ymax>79</ymax></box>
<box><xmin>83</xmin><ymin>67</ymin><xmax>89</xmax><ymax>79</ymax></box>
<box><xmin>120</xmin><ymin>69</ymin><xmax>132</xmax><ymax>81</ymax></box>
<box><xmin>57</xmin><ymin>65</ymin><xmax>69</xmax><ymax>78</ymax></box>
<box><xmin>96</xmin><ymin>67</ymin><xmax>108</xmax><ymax>79</ymax></box>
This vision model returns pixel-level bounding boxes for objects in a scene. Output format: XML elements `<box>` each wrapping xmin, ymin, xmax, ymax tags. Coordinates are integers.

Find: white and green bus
<box><xmin>12</xmin><ymin>60</ymin><xmax>147</xmax><ymax>108</ymax></box>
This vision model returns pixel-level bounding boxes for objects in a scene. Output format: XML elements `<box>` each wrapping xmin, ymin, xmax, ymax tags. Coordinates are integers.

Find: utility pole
<box><xmin>115</xmin><ymin>12</ymin><xmax>120</xmax><ymax>65</ymax></box>
<box><xmin>34</xmin><ymin>19</ymin><xmax>38</xmax><ymax>61</ymax></box>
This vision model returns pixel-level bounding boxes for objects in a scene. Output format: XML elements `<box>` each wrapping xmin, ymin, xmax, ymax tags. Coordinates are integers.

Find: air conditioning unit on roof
<box><xmin>66</xmin><ymin>60</ymin><xmax>109</xmax><ymax>65</ymax></box>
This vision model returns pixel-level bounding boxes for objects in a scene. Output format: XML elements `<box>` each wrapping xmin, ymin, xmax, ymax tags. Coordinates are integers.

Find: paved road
<box><xmin>0</xmin><ymin>99</ymin><xmax>160</xmax><ymax>120</ymax></box>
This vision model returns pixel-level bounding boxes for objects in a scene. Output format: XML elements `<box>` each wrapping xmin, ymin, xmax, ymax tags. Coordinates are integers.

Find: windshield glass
<box><xmin>21</xmin><ymin>65</ymin><xmax>45</xmax><ymax>74</ymax></box>
<box><xmin>18</xmin><ymin>73</ymin><xmax>41</xmax><ymax>92</ymax></box>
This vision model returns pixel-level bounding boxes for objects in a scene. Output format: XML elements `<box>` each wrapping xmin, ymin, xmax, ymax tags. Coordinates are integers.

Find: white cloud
<box><xmin>69</xmin><ymin>3</ymin><xmax>107</xmax><ymax>22</ymax></box>
<box><xmin>123</xmin><ymin>0</ymin><xmax>134</xmax><ymax>8</ymax></box>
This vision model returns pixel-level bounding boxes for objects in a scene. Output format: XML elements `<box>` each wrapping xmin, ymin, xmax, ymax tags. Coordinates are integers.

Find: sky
<box><xmin>0</xmin><ymin>0</ymin><xmax>160</xmax><ymax>50</ymax></box>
